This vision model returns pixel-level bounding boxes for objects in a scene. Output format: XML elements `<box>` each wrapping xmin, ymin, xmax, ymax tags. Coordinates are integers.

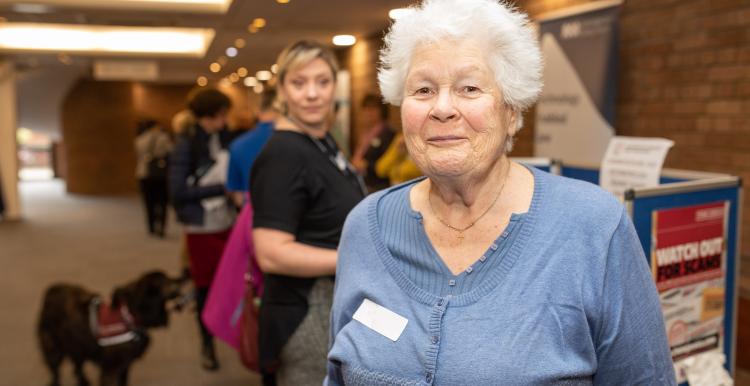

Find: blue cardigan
<box><xmin>327</xmin><ymin>167</ymin><xmax>676</xmax><ymax>385</ymax></box>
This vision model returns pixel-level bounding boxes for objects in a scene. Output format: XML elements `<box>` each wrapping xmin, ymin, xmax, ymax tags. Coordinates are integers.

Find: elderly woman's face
<box><xmin>401</xmin><ymin>40</ymin><xmax>516</xmax><ymax>178</ymax></box>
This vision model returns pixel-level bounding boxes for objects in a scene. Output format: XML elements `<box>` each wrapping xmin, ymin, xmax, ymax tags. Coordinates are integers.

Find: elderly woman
<box><xmin>250</xmin><ymin>40</ymin><xmax>367</xmax><ymax>386</ymax></box>
<box><xmin>326</xmin><ymin>1</ymin><xmax>675</xmax><ymax>385</ymax></box>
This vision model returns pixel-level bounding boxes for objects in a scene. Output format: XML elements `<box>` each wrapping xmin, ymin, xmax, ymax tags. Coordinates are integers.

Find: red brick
<box><xmin>706</xmin><ymin>101</ymin><xmax>744</xmax><ymax>115</ymax></box>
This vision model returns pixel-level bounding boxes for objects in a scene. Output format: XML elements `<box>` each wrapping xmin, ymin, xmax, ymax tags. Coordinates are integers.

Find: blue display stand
<box><xmin>559</xmin><ymin>162</ymin><xmax>742</xmax><ymax>383</ymax></box>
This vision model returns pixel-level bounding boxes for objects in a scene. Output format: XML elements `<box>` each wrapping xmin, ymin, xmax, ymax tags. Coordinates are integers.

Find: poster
<box><xmin>651</xmin><ymin>201</ymin><xmax>729</xmax><ymax>383</ymax></box>
<box><xmin>534</xmin><ymin>1</ymin><xmax>620</xmax><ymax>166</ymax></box>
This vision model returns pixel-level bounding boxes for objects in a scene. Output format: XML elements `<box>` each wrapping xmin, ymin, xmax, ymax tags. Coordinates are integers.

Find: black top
<box><xmin>250</xmin><ymin>130</ymin><xmax>365</xmax><ymax>371</ymax></box>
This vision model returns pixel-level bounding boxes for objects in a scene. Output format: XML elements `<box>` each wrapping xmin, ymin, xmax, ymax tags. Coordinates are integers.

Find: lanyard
<box><xmin>306</xmin><ymin>133</ymin><xmax>368</xmax><ymax>197</ymax></box>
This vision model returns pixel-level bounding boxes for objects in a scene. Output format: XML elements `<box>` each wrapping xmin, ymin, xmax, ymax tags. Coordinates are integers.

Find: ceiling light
<box><xmin>389</xmin><ymin>8</ymin><xmax>414</xmax><ymax>20</ymax></box>
<box><xmin>237</xmin><ymin>67</ymin><xmax>248</xmax><ymax>77</ymax></box>
<box><xmin>226</xmin><ymin>46</ymin><xmax>237</xmax><ymax>57</ymax></box>
<box><xmin>248</xmin><ymin>25</ymin><xmax>259</xmax><ymax>33</ymax></box>
<box><xmin>234</xmin><ymin>38</ymin><xmax>245</xmax><ymax>48</ymax></box>
<box><xmin>332</xmin><ymin>35</ymin><xmax>356</xmax><ymax>46</ymax></box>
<box><xmin>209</xmin><ymin>62</ymin><xmax>221</xmax><ymax>72</ymax></box>
<box><xmin>219</xmin><ymin>78</ymin><xmax>231</xmax><ymax>87</ymax></box>
<box><xmin>244</xmin><ymin>76</ymin><xmax>257</xmax><ymax>87</ymax></box>
<box><xmin>270</xmin><ymin>63</ymin><xmax>278</xmax><ymax>74</ymax></box>
<box><xmin>16</xmin><ymin>127</ymin><xmax>33</xmax><ymax>143</ymax></box>
<box><xmin>253</xmin><ymin>83</ymin><xmax>264</xmax><ymax>94</ymax></box>
<box><xmin>256</xmin><ymin>70</ymin><xmax>271</xmax><ymax>81</ymax></box>
<box><xmin>14</xmin><ymin>0</ymin><xmax>233</xmax><ymax>14</ymax></box>
<box><xmin>217</xmin><ymin>56</ymin><xmax>228</xmax><ymax>65</ymax></box>
<box><xmin>0</xmin><ymin>23</ymin><xmax>214</xmax><ymax>57</ymax></box>
<box><xmin>252</xmin><ymin>18</ymin><xmax>267</xmax><ymax>28</ymax></box>
<box><xmin>276</xmin><ymin>0</ymin><xmax>290</xmax><ymax>4</ymax></box>
<box><xmin>197</xmin><ymin>76</ymin><xmax>207</xmax><ymax>86</ymax></box>
<box><xmin>229</xmin><ymin>73</ymin><xmax>240</xmax><ymax>83</ymax></box>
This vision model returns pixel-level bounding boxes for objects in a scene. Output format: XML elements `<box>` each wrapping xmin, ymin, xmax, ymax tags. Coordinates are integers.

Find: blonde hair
<box><xmin>275</xmin><ymin>40</ymin><xmax>340</xmax><ymax>114</ymax></box>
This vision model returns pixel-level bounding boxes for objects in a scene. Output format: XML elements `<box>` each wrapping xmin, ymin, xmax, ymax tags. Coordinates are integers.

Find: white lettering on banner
<box><xmin>654</xmin><ymin>237</ymin><xmax>724</xmax><ymax>268</ymax></box>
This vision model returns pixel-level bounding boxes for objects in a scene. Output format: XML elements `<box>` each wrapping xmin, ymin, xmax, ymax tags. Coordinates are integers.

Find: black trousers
<box><xmin>138</xmin><ymin>177</ymin><xmax>168</xmax><ymax>236</ymax></box>
<box><xmin>194</xmin><ymin>287</ymin><xmax>214</xmax><ymax>349</ymax></box>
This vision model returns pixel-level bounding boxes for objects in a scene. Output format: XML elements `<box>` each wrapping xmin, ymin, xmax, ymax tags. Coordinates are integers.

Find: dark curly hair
<box><xmin>187</xmin><ymin>88</ymin><xmax>231</xmax><ymax>119</ymax></box>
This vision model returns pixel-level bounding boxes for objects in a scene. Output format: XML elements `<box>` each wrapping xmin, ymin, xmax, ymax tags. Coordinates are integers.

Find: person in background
<box><xmin>171</xmin><ymin>109</ymin><xmax>196</xmax><ymax>280</ymax></box>
<box><xmin>134</xmin><ymin>118</ymin><xmax>172</xmax><ymax>237</ymax></box>
<box><xmin>326</xmin><ymin>0</ymin><xmax>675</xmax><ymax>384</ymax></box>
<box><xmin>374</xmin><ymin>132</ymin><xmax>422</xmax><ymax>186</ymax></box>
<box><xmin>226</xmin><ymin>88</ymin><xmax>278</xmax><ymax>207</ymax></box>
<box><xmin>171</xmin><ymin>109</ymin><xmax>195</xmax><ymax>136</ymax></box>
<box><xmin>169</xmin><ymin>88</ymin><xmax>235</xmax><ymax>371</ymax></box>
<box><xmin>250</xmin><ymin>40</ymin><xmax>366</xmax><ymax>386</ymax></box>
<box><xmin>351</xmin><ymin>93</ymin><xmax>394</xmax><ymax>192</ymax></box>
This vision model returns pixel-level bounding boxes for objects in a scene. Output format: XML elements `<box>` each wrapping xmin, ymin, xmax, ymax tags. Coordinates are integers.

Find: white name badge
<box><xmin>352</xmin><ymin>299</ymin><xmax>408</xmax><ymax>342</ymax></box>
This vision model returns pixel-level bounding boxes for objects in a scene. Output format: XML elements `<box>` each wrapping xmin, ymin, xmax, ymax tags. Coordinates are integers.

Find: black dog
<box><xmin>38</xmin><ymin>271</ymin><xmax>186</xmax><ymax>386</ymax></box>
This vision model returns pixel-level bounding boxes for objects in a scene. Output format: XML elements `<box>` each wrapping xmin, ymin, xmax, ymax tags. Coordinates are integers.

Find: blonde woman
<box><xmin>250</xmin><ymin>40</ymin><xmax>366</xmax><ymax>385</ymax></box>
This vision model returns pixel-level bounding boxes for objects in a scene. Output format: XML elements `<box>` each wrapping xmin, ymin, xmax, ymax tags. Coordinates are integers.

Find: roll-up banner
<box><xmin>534</xmin><ymin>1</ymin><xmax>621</xmax><ymax>166</ymax></box>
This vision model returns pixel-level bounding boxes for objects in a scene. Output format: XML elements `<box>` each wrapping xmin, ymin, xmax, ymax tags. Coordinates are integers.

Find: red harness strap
<box><xmin>89</xmin><ymin>297</ymin><xmax>138</xmax><ymax>347</ymax></box>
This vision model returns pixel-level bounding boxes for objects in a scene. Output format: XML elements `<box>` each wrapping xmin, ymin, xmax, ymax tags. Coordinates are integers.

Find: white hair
<box><xmin>378</xmin><ymin>0</ymin><xmax>543</xmax><ymax>121</ymax></box>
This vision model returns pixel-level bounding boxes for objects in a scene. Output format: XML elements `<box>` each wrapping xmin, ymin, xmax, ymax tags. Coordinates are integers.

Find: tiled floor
<box><xmin>0</xmin><ymin>180</ymin><xmax>258</xmax><ymax>386</ymax></box>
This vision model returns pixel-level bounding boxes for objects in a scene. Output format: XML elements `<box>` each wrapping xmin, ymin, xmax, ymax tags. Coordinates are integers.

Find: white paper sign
<box><xmin>353</xmin><ymin>299</ymin><xmax>408</xmax><ymax>342</ymax></box>
<box><xmin>682</xmin><ymin>352</ymin><xmax>733</xmax><ymax>386</ymax></box>
<box><xmin>599</xmin><ymin>136</ymin><xmax>674</xmax><ymax>198</ymax></box>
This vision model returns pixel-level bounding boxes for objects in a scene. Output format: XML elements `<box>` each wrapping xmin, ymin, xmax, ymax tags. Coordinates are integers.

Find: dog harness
<box><xmin>88</xmin><ymin>297</ymin><xmax>139</xmax><ymax>347</ymax></box>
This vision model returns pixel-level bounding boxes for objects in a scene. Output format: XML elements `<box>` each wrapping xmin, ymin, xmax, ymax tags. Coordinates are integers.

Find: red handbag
<box><xmin>239</xmin><ymin>273</ymin><xmax>261</xmax><ymax>371</ymax></box>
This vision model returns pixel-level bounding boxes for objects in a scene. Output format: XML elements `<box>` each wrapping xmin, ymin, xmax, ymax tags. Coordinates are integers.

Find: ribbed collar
<box><xmin>367</xmin><ymin>165</ymin><xmax>545</xmax><ymax>307</ymax></box>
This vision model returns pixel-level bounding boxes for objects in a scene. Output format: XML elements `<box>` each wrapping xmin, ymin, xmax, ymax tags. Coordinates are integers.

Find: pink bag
<box><xmin>202</xmin><ymin>197</ymin><xmax>263</xmax><ymax>351</ymax></box>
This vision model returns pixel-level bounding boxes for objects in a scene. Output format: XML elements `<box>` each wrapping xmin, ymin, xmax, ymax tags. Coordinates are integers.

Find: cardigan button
<box><xmin>437</xmin><ymin>299</ymin><xmax>443</xmax><ymax>307</ymax></box>
<box><xmin>431</xmin><ymin>335</ymin><xmax>439</xmax><ymax>344</ymax></box>
<box><xmin>425</xmin><ymin>372</ymin><xmax>433</xmax><ymax>383</ymax></box>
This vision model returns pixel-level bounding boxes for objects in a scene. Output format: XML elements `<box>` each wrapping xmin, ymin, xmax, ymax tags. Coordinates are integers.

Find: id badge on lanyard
<box><xmin>308</xmin><ymin>134</ymin><xmax>368</xmax><ymax>197</ymax></box>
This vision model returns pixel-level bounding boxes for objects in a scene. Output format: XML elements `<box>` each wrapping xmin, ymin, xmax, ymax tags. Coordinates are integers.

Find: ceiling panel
<box><xmin>0</xmin><ymin>0</ymin><xmax>413</xmax><ymax>83</ymax></box>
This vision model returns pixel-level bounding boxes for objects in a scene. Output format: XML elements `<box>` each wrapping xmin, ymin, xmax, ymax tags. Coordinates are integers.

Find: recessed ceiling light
<box><xmin>256</xmin><ymin>70</ymin><xmax>271</xmax><ymax>81</ymax></box>
<box><xmin>226</xmin><ymin>46</ymin><xmax>237</xmax><ymax>57</ymax></box>
<box><xmin>252</xmin><ymin>18</ymin><xmax>267</xmax><ymax>28</ymax></box>
<box><xmin>389</xmin><ymin>8</ymin><xmax>414</xmax><ymax>20</ymax></box>
<box><xmin>10</xmin><ymin>0</ymin><xmax>233</xmax><ymax>14</ymax></box>
<box><xmin>270</xmin><ymin>63</ymin><xmax>278</xmax><ymax>74</ymax></box>
<box><xmin>219</xmin><ymin>78</ymin><xmax>231</xmax><ymax>87</ymax></box>
<box><xmin>0</xmin><ymin>23</ymin><xmax>214</xmax><ymax>57</ymax></box>
<box><xmin>332</xmin><ymin>35</ymin><xmax>356</xmax><ymax>46</ymax></box>
<box><xmin>209</xmin><ymin>62</ymin><xmax>221</xmax><ymax>72</ymax></box>
<box><xmin>244</xmin><ymin>76</ymin><xmax>257</xmax><ymax>87</ymax></box>
<box><xmin>247</xmin><ymin>25</ymin><xmax>259</xmax><ymax>34</ymax></box>
<box><xmin>229</xmin><ymin>73</ymin><xmax>240</xmax><ymax>83</ymax></box>
<box><xmin>234</xmin><ymin>38</ymin><xmax>245</xmax><ymax>48</ymax></box>
<box><xmin>197</xmin><ymin>76</ymin><xmax>207</xmax><ymax>86</ymax></box>
<box><xmin>276</xmin><ymin>0</ymin><xmax>290</xmax><ymax>4</ymax></box>
<box><xmin>237</xmin><ymin>67</ymin><xmax>248</xmax><ymax>77</ymax></box>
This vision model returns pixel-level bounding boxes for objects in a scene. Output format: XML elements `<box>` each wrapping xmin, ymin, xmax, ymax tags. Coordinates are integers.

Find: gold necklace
<box><xmin>428</xmin><ymin>165</ymin><xmax>510</xmax><ymax>241</ymax></box>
